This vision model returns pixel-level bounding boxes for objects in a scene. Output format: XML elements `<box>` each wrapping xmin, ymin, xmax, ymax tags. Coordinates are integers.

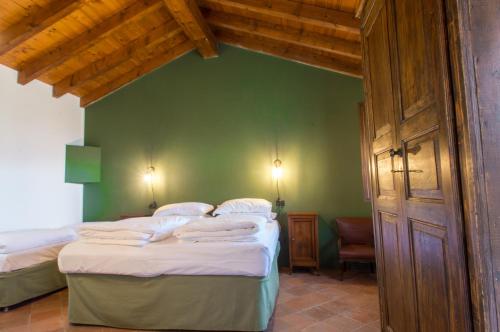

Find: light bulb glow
<box><xmin>272</xmin><ymin>159</ymin><xmax>283</xmax><ymax>180</ymax></box>
<box><xmin>143</xmin><ymin>167</ymin><xmax>155</xmax><ymax>183</ymax></box>
<box><xmin>272</xmin><ymin>166</ymin><xmax>283</xmax><ymax>179</ymax></box>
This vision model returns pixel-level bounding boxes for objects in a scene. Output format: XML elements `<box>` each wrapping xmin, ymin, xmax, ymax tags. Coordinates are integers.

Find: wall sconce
<box><xmin>272</xmin><ymin>158</ymin><xmax>285</xmax><ymax>210</ymax></box>
<box><xmin>144</xmin><ymin>166</ymin><xmax>158</xmax><ymax>210</ymax></box>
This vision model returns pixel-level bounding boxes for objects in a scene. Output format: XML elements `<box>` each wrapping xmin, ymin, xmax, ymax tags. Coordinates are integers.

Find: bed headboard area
<box><xmin>83</xmin><ymin>45</ymin><xmax>371</xmax><ymax>267</ymax></box>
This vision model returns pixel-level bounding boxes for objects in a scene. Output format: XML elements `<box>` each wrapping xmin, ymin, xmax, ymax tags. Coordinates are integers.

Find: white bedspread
<box><xmin>0</xmin><ymin>242</ymin><xmax>70</xmax><ymax>273</ymax></box>
<box><xmin>79</xmin><ymin>216</ymin><xmax>190</xmax><ymax>244</ymax></box>
<box><xmin>58</xmin><ymin>220</ymin><xmax>280</xmax><ymax>277</ymax></box>
<box><xmin>0</xmin><ymin>228</ymin><xmax>77</xmax><ymax>254</ymax></box>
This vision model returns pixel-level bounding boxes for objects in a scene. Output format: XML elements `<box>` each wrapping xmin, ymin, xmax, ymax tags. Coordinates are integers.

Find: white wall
<box><xmin>0</xmin><ymin>65</ymin><xmax>84</xmax><ymax>231</ymax></box>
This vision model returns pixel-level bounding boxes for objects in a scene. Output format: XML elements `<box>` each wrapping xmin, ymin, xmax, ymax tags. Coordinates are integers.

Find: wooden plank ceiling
<box><xmin>0</xmin><ymin>0</ymin><xmax>364</xmax><ymax>107</ymax></box>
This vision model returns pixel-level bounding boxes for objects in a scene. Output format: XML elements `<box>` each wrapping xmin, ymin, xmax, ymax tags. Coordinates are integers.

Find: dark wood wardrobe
<box><xmin>360</xmin><ymin>0</ymin><xmax>475</xmax><ymax>330</ymax></box>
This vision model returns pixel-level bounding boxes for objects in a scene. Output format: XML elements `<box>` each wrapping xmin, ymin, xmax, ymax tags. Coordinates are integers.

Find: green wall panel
<box><xmin>84</xmin><ymin>45</ymin><xmax>371</xmax><ymax>267</ymax></box>
<box><xmin>65</xmin><ymin>145</ymin><xmax>101</xmax><ymax>184</ymax></box>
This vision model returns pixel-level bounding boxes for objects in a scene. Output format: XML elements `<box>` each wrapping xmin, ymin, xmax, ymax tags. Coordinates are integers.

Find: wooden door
<box><xmin>362</xmin><ymin>1</ymin><xmax>411</xmax><ymax>330</ymax></box>
<box><xmin>362</xmin><ymin>0</ymin><xmax>472</xmax><ymax>331</ymax></box>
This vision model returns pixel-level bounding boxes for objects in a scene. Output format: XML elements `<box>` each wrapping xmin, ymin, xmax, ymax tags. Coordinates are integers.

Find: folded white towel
<box><xmin>81</xmin><ymin>238</ymin><xmax>149</xmax><ymax>247</ymax></box>
<box><xmin>179</xmin><ymin>235</ymin><xmax>259</xmax><ymax>243</ymax></box>
<box><xmin>176</xmin><ymin>217</ymin><xmax>264</xmax><ymax>233</ymax></box>
<box><xmin>174</xmin><ymin>216</ymin><xmax>265</xmax><ymax>243</ymax></box>
<box><xmin>0</xmin><ymin>228</ymin><xmax>77</xmax><ymax>254</ymax></box>
<box><xmin>175</xmin><ymin>227</ymin><xmax>258</xmax><ymax>239</ymax></box>
<box><xmin>79</xmin><ymin>229</ymin><xmax>152</xmax><ymax>241</ymax></box>
<box><xmin>79</xmin><ymin>216</ymin><xmax>190</xmax><ymax>242</ymax></box>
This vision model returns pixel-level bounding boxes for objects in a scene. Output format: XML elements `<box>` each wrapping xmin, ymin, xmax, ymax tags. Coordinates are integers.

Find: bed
<box><xmin>0</xmin><ymin>242</ymin><xmax>71</xmax><ymax>309</ymax></box>
<box><xmin>58</xmin><ymin>219</ymin><xmax>281</xmax><ymax>331</ymax></box>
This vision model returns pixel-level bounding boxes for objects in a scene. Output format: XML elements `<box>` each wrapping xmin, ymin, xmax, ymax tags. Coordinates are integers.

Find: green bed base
<box><xmin>67</xmin><ymin>245</ymin><xmax>280</xmax><ymax>331</ymax></box>
<box><xmin>0</xmin><ymin>260</ymin><xmax>67</xmax><ymax>308</ymax></box>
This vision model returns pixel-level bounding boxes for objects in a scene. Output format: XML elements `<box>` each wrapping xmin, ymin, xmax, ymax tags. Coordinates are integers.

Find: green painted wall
<box><xmin>84</xmin><ymin>45</ymin><xmax>371</xmax><ymax>267</ymax></box>
<box><xmin>65</xmin><ymin>145</ymin><xmax>101</xmax><ymax>184</ymax></box>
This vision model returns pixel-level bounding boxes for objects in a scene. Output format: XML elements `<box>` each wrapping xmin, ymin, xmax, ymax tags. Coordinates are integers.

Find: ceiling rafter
<box><xmin>0</xmin><ymin>0</ymin><xmax>364</xmax><ymax>107</ymax></box>
<box><xmin>17</xmin><ymin>0</ymin><xmax>164</xmax><ymax>85</ymax></box>
<box><xmin>205</xmin><ymin>10</ymin><xmax>361</xmax><ymax>60</ymax></box>
<box><xmin>0</xmin><ymin>0</ymin><xmax>88</xmax><ymax>57</ymax></box>
<box><xmin>75</xmin><ymin>32</ymin><xmax>188</xmax><ymax>97</ymax></box>
<box><xmin>53</xmin><ymin>20</ymin><xmax>183</xmax><ymax>98</ymax></box>
<box><xmin>355</xmin><ymin>0</ymin><xmax>367</xmax><ymax>18</ymax></box>
<box><xmin>80</xmin><ymin>38</ymin><xmax>195</xmax><ymax>107</ymax></box>
<box><xmin>215</xmin><ymin>27</ymin><xmax>362</xmax><ymax>78</ymax></box>
<box><xmin>198</xmin><ymin>0</ymin><xmax>360</xmax><ymax>35</ymax></box>
<box><xmin>163</xmin><ymin>0</ymin><xmax>218</xmax><ymax>58</ymax></box>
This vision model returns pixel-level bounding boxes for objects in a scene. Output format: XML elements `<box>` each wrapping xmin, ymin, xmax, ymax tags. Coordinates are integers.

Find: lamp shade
<box><xmin>65</xmin><ymin>145</ymin><xmax>101</xmax><ymax>184</ymax></box>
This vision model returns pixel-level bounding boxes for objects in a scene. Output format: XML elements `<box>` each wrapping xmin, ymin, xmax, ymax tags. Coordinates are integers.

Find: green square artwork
<box><xmin>65</xmin><ymin>145</ymin><xmax>101</xmax><ymax>183</ymax></box>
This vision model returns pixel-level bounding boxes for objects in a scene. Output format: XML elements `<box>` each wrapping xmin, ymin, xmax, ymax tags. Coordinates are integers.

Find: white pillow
<box><xmin>153</xmin><ymin>202</ymin><xmax>214</xmax><ymax>217</ymax></box>
<box><xmin>213</xmin><ymin>198</ymin><xmax>272</xmax><ymax>216</ymax></box>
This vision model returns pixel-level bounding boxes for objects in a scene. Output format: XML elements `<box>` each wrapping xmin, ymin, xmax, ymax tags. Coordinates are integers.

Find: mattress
<box><xmin>0</xmin><ymin>242</ymin><xmax>70</xmax><ymax>273</ymax></box>
<box><xmin>58</xmin><ymin>220</ymin><xmax>280</xmax><ymax>277</ymax></box>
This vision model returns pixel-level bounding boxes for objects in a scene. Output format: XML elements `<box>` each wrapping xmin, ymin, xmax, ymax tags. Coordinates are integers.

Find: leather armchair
<box><xmin>336</xmin><ymin>217</ymin><xmax>375</xmax><ymax>280</ymax></box>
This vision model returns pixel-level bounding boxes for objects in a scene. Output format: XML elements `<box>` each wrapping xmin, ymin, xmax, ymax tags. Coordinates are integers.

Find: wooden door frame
<box><xmin>438</xmin><ymin>0</ymin><xmax>498</xmax><ymax>330</ymax></box>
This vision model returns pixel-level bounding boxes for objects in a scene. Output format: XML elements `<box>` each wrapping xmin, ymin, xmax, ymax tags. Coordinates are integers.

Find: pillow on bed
<box><xmin>153</xmin><ymin>202</ymin><xmax>214</xmax><ymax>217</ymax></box>
<box><xmin>213</xmin><ymin>198</ymin><xmax>272</xmax><ymax>217</ymax></box>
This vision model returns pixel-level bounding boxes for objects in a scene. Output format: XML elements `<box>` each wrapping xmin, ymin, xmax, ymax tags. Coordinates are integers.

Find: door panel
<box><xmin>379</xmin><ymin>212</ymin><xmax>405</xmax><ymax>332</ymax></box>
<box><xmin>365</xmin><ymin>0</ymin><xmax>395</xmax><ymax>142</ymax></box>
<box><xmin>291</xmin><ymin>220</ymin><xmax>314</xmax><ymax>262</ymax></box>
<box><xmin>410</xmin><ymin>220</ymin><xmax>450</xmax><ymax>332</ymax></box>
<box><xmin>392</xmin><ymin>0</ymin><xmax>437</xmax><ymax>121</ymax></box>
<box><xmin>375</xmin><ymin>151</ymin><xmax>396</xmax><ymax>197</ymax></box>
<box><xmin>404</xmin><ymin>130</ymin><xmax>443</xmax><ymax>200</ymax></box>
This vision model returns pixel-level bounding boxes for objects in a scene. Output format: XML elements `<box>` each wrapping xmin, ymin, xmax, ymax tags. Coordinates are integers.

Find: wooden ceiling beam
<box><xmin>0</xmin><ymin>0</ymin><xmax>87</xmax><ymax>57</ymax></box>
<box><xmin>53</xmin><ymin>20</ymin><xmax>183</xmax><ymax>98</ymax></box>
<box><xmin>215</xmin><ymin>27</ymin><xmax>361</xmax><ymax>78</ymax></box>
<box><xmin>205</xmin><ymin>11</ymin><xmax>361</xmax><ymax>60</ymax></box>
<box><xmin>80</xmin><ymin>38</ymin><xmax>195</xmax><ymax>107</ymax></box>
<box><xmin>199</xmin><ymin>0</ymin><xmax>360</xmax><ymax>35</ymax></box>
<box><xmin>163</xmin><ymin>0</ymin><xmax>218</xmax><ymax>58</ymax></box>
<box><xmin>17</xmin><ymin>0</ymin><xmax>163</xmax><ymax>85</ymax></box>
<box><xmin>355</xmin><ymin>0</ymin><xmax>367</xmax><ymax>19</ymax></box>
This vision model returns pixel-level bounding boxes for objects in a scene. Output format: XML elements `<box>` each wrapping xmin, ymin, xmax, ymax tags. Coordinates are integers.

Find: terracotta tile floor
<box><xmin>0</xmin><ymin>271</ymin><xmax>380</xmax><ymax>332</ymax></box>
<box><xmin>267</xmin><ymin>271</ymin><xmax>380</xmax><ymax>332</ymax></box>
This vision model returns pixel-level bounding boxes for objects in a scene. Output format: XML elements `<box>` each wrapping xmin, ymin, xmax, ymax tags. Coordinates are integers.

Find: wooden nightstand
<box><xmin>287</xmin><ymin>212</ymin><xmax>319</xmax><ymax>275</ymax></box>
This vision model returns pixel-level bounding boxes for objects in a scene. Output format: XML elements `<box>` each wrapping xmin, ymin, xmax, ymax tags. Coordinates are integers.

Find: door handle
<box><xmin>391</xmin><ymin>169</ymin><xmax>423</xmax><ymax>173</ymax></box>
<box><xmin>389</xmin><ymin>148</ymin><xmax>423</xmax><ymax>173</ymax></box>
<box><xmin>389</xmin><ymin>148</ymin><xmax>403</xmax><ymax>158</ymax></box>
